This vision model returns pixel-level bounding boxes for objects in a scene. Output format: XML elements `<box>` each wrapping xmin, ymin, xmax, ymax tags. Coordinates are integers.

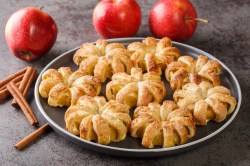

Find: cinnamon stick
<box><xmin>12</xmin><ymin>67</ymin><xmax>37</xmax><ymax>107</ymax></box>
<box><xmin>0</xmin><ymin>88</ymin><xmax>10</xmax><ymax>100</ymax></box>
<box><xmin>0</xmin><ymin>81</ymin><xmax>21</xmax><ymax>100</ymax></box>
<box><xmin>0</xmin><ymin>67</ymin><xmax>26</xmax><ymax>100</ymax></box>
<box><xmin>22</xmin><ymin>70</ymin><xmax>37</xmax><ymax>98</ymax></box>
<box><xmin>7</xmin><ymin>82</ymin><xmax>38</xmax><ymax>126</ymax></box>
<box><xmin>0</xmin><ymin>67</ymin><xmax>27</xmax><ymax>88</ymax></box>
<box><xmin>0</xmin><ymin>74</ymin><xmax>24</xmax><ymax>91</ymax></box>
<box><xmin>15</xmin><ymin>123</ymin><xmax>51</xmax><ymax>150</ymax></box>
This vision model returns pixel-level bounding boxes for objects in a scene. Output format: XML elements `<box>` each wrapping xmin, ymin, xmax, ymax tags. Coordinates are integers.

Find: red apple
<box><xmin>149</xmin><ymin>0</ymin><xmax>198</xmax><ymax>42</ymax></box>
<box><xmin>93</xmin><ymin>0</ymin><xmax>142</xmax><ymax>39</ymax></box>
<box><xmin>5</xmin><ymin>7</ymin><xmax>58</xmax><ymax>61</ymax></box>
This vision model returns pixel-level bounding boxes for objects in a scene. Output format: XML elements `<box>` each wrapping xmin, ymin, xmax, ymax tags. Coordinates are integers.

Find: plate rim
<box><xmin>34</xmin><ymin>37</ymin><xmax>242</xmax><ymax>155</ymax></box>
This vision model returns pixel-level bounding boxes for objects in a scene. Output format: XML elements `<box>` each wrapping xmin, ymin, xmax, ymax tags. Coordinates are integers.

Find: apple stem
<box><xmin>186</xmin><ymin>18</ymin><xmax>209</xmax><ymax>24</ymax></box>
<box><xmin>39</xmin><ymin>6</ymin><xmax>44</xmax><ymax>11</ymax></box>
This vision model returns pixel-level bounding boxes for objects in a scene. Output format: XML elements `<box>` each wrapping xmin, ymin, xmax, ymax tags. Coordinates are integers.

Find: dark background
<box><xmin>0</xmin><ymin>0</ymin><xmax>249</xmax><ymax>165</ymax></box>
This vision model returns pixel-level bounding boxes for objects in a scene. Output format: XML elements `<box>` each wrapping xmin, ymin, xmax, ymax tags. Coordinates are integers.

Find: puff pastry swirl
<box><xmin>174</xmin><ymin>81</ymin><xmax>237</xmax><ymax>125</ymax></box>
<box><xmin>73</xmin><ymin>39</ymin><xmax>125</xmax><ymax>65</ymax></box>
<box><xmin>165</xmin><ymin>55</ymin><xmax>222</xmax><ymax>90</ymax></box>
<box><xmin>106</xmin><ymin>67</ymin><xmax>166</xmax><ymax>108</ymax></box>
<box><xmin>130</xmin><ymin>101</ymin><xmax>196</xmax><ymax>148</ymax></box>
<box><xmin>127</xmin><ymin>37</ymin><xmax>181</xmax><ymax>75</ymax></box>
<box><xmin>64</xmin><ymin>96</ymin><xmax>131</xmax><ymax>145</ymax></box>
<box><xmin>79</xmin><ymin>48</ymin><xmax>133</xmax><ymax>82</ymax></box>
<box><xmin>73</xmin><ymin>39</ymin><xmax>134</xmax><ymax>82</ymax></box>
<box><xmin>39</xmin><ymin>67</ymin><xmax>101</xmax><ymax>107</ymax></box>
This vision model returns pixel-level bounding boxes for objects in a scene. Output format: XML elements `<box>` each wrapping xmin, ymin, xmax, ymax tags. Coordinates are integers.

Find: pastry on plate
<box><xmin>38</xmin><ymin>37</ymin><xmax>238</xmax><ymax>149</ymax></box>
<box><xmin>79</xmin><ymin>48</ymin><xmax>133</xmax><ymax>82</ymax></box>
<box><xmin>73</xmin><ymin>39</ymin><xmax>133</xmax><ymax>82</ymax></box>
<box><xmin>127</xmin><ymin>37</ymin><xmax>181</xmax><ymax>75</ymax></box>
<box><xmin>173</xmin><ymin>81</ymin><xmax>237</xmax><ymax>125</ymax></box>
<box><xmin>106</xmin><ymin>67</ymin><xmax>166</xmax><ymax>108</ymax></box>
<box><xmin>73</xmin><ymin>39</ymin><xmax>125</xmax><ymax>65</ymax></box>
<box><xmin>130</xmin><ymin>101</ymin><xmax>196</xmax><ymax>148</ymax></box>
<box><xmin>39</xmin><ymin>67</ymin><xmax>101</xmax><ymax>107</ymax></box>
<box><xmin>64</xmin><ymin>96</ymin><xmax>131</xmax><ymax>145</ymax></box>
<box><xmin>165</xmin><ymin>55</ymin><xmax>222</xmax><ymax>90</ymax></box>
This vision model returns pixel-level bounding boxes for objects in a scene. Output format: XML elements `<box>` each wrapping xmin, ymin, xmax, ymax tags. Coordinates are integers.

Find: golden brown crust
<box><xmin>48</xmin><ymin>83</ymin><xmax>71</xmax><ymax>107</ymax></box>
<box><xmin>104</xmin><ymin>42</ymin><xmax>125</xmax><ymax>53</ymax></box>
<box><xmin>155</xmin><ymin>47</ymin><xmax>181</xmax><ymax>69</ymax></box>
<box><xmin>39</xmin><ymin>68</ymin><xmax>64</xmax><ymax>98</ymax></box>
<box><xmin>39</xmin><ymin>38</ymin><xmax>237</xmax><ymax>149</ymax></box>
<box><xmin>72</xmin><ymin>75</ymin><xmax>101</xmax><ymax>97</ymax></box>
<box><xmin>73</xmin><ymin>39</ymin><xmax>126</xmax><ymax>65</ymax></box>
<box><xmin>94</xmin><ymin>48</ymin><xmax>133</xmax><ymax>82</ymax></box>
<box><xmin>195</xmin><ymin>55</ymin><xmax>208</xmax><ymax>73</ymax></box>
<box><xmin>145</xmin><ymin>53</ymin><xmax>162</xmax><ymax>75</ymax></box>
<box><xmin>130</xmin><ymin>101</ymin><xmax>196</xmax><ymax>148</ymax></box>
<box><xmin>174</xmin><ymin>81</ymin><xmax>237</xmax><ymax>125</ymax></box>
<box><xmin>39</xmin><ymin>78</ymin><xmax>62</xmax><ymax>98</ymax></box>
<box><xmin>165</xmin><ymin>55</ymin><xmax>222</xmax><ymax>90</ymax></box>
<box><xmin>58</xmin><ymin>67</ymin><xmax>73</xmax><ymax>85</ymax></box>
<box><xmin>67</xmin><ymin>70</ymin><xmax>87</xmax><ymax>87</ymax></box>
<box><xmin>64</xmin><ymin>96</ymin><xmax>131</xmax><ymax>145</ymax></box>
<box><xmin>127</xmin><ymin>37</ymin><xmax>180</xmax><ymax>74</ymax></box>
<box><xmin>156</xmin><ymin>37</ymin><xmax>172</xmax><ymax>51</ymax></box>
<box><xmin>79</xmin><ymin>56</ymin><xmax>99</xmax><ymax>75</ymax></box>
<box><xmin>173</xmin><ymin>81</ymin><xmax>213</xmax><ymax>110</ymax></box>
<box><xmin>106</xmin><ymin>67</ymin><xmax>166</xmax><ymax>108</ymax></box>
<box><xmin>39</xmin><ymin>67</ymin><xmax>101</xmax><ymax>107</ymax></box>
<box><xmin>73</xmin><ymin>42</ymin><xmax>101</xmax><ymax>65</ymax></box>
<box><xmin>198</xmin><ymin>60</ymin><xmax>222</xmax><ymax>86</ymax></box>
<box><xmin>143</xmin><ymin>37</ymin><xmax>158</xmax><ymax>53</ymax></box>
<box><xmin>78</xmin><ymin>47</ymin><xmax>133</xmax><ymax>83</ymax></box>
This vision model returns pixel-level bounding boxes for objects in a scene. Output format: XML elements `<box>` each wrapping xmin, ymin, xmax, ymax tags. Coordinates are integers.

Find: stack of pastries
<box><xmin>38</xmin><ymin>37</ymin><xmax>237</xmax><ymax>148</ymax></box>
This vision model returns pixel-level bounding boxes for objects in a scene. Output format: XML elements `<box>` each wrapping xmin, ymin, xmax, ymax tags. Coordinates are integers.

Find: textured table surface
<box><xmin>0</xmin><ymin>0</ymin><xmax>250</xmax><ymax>165</ymax></box>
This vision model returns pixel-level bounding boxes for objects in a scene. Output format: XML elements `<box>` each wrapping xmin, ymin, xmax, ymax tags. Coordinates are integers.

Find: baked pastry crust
<box><xmin>64</xmin><ymin>96</ymin><xmax>131</xmax><ymax>145</ymax></box>
<box><xmin>73</xmin><ymin>39</ymin><xmax>125</xmax><ymax>65</ymax></box>
<box><xmin>73</xmin><ymin>39</ymin><xmax>133</xmax><ymax>82</ymax></box>
<box><xmin>173</xmin><ymin>81</ymin><xmax>213</xmax><ymax>110</ymax></box>
<box><xmin>39</xmin><ymin>67</ymin><xmax>101</xmax><ymax>107</ymax></box>
<box><xmin>106</xmin><ymin>67</ymin><xmax>166</xmax><ymax>108</ymax></box>
<box><xmin>38</xmin><ymin>37</ymin><xmax>238</xmax><ymax>148</ymax></box>
<box><xmin>127</xmin><ymin>37</ymin><xmax>181</xmax><ymax>75</ymax></box>
<box><xmin>130</xmin><ymin>101</ymin><xmax>196</xmax><ymax>148</ymax></box>
<box><xmin>174</xmin><ymin>81</ymin><xmax>236</xmax><ymax>125</ymax></box>
<box><xmin>91</xmin><ymin>48</ymin><xmax>133</xmax><ymax>82</ymax></box>
<box><xmin>165</xmin><ymin>55</ymin><xmax>222</xmax><ymax>90</ymax></box>
<box><xmin>79</xmin><ymin>50</ymin><xmax>133</xmax><ymax>82</ymax></box>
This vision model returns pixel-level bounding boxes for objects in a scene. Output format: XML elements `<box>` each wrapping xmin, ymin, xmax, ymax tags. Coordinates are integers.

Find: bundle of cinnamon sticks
<box><xmin>0</xmin><ymin>66</ymin><xmax>51</xmax><ymax>150</ymax></box>
<box><xmin>0</xmin><ymin>66</ymin><xmax>38</xmax><ymax>125</ymax></box>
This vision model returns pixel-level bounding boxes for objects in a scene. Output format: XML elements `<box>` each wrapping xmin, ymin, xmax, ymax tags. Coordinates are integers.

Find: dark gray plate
<box><xmin>34</xmin><ymin>38</ymin><xmax>242</xmax><ymax>157</ymax></box>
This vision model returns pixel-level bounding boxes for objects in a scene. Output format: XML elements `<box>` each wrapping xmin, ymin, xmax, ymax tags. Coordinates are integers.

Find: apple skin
<box><xmin>5</xmin><ymin>7</ymin><xmax>58</xmax><ymax>61</ymax></box>
<box><xmin>93</xmin><ymin>0</ymin><xmax>142</xmax><ymax>39</ymax></box>
<box><xmin>149</xmin><ymin>0</ymin><xmax>197</xmax><ymax>42</ymax></box>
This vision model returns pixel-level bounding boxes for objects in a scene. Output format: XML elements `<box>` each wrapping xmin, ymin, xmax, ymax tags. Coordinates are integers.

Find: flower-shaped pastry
<box><xmin>64</xmin><ymin>96</ymin><xmax>131</xmax><ymax>145</ymax></box>
<box><xmin>127</xmin><ymin>37</ymin><xmax>181</xmax><ymax>75</ymax></box>
<box><xmin>174</xmin><ymin>81</ymin><xmax>236</xmax><ymax>125</ymax></box>
<box><xmin>165</xmin><ymin>55</ymin><xmax>222</xmax><ymax>90</ymax></box>
<box><xmin>39</xmin><ymin>67</ymin><xmax>101</xmax><ymax>107</ymax></box>
<box><xmin>106</xmin><ymin>67</ymin><xmax>166</xmax><ymax>108</ymax></box>
<box><xmin>130</xmin><ymin>101</ymin><xmax>196</xmax><ymax>148</ymax></box>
